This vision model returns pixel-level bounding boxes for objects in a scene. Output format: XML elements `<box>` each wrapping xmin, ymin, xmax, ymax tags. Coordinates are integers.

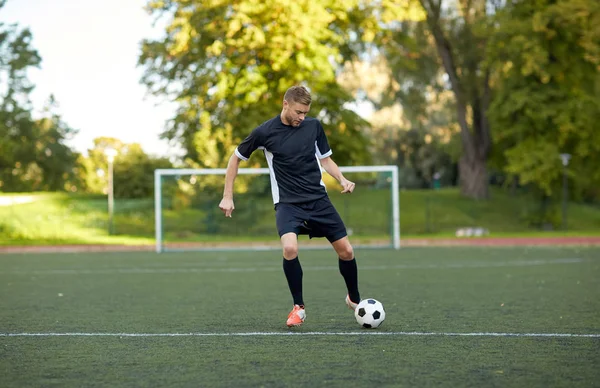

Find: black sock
<box><xmin>283</xmin><ymin>257</ymin><xmax>304</xmax><ymax>306</ymax></box>
<box><xmin>339</xmin><ymin>257</ymin><xmax>360</xmax><ymax>303</ymax></box>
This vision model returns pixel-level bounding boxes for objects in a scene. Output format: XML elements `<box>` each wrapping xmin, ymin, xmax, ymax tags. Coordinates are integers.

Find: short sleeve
<box><xmin>235</xmin><ymin>126</ymin><xmax>265</xmax><ymax>161</ymax></box>
<box><xmin>315</xmin><ymin>121</ymin><xmax>332</xmax><ymax>159</ymax></box>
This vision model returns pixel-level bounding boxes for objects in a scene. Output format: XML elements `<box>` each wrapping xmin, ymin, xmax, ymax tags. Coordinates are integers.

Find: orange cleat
<box><xmin>286</xmin><ymin>304</ymin><xmax>306</xmax><ymax>327</ymax></box>
<box><xmin>345</xmin><ymin>294</ymin><xmax>359</xmax><ymax>311</ymax></box>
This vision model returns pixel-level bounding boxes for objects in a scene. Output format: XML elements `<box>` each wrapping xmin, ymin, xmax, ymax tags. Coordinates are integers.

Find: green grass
<box><xmin>0</xmin><ymin>193</ymin><xmax>151</xmax><ymax>245</ymax></box>
<box><xmin>1</xmin><ymin>188</ymin><xmax>599</xmax><ymax>246</ymax></box>
<box><xmin>398</xmin><ymin>189</ymin><xmax>600</xmax><ymax>234</ymax></box>
<box><xmin>1</xmin><ymin>247</ymin><xmax>599</xmax><ymax>387</ymax></box>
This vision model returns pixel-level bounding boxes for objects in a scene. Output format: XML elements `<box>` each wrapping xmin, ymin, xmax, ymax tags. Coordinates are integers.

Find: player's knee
<box><xmin>338</xmin><ymin>244</ymin><xmax>354</xmax><ymax>261</ymax></box>
<box><xmin>282</xmin><ymin>243</ymin><xmax>298</xmax><ymax>259</ymax></box>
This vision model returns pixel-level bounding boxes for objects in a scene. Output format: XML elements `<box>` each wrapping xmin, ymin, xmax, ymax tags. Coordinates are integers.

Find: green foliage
<box><xmin>371</xmin><ymin>0</ymin><xmax>496</xmax><ymax>199</ymax></box>
<box><xmin>0</xmin><ymin>16</ymin><xmax>79</xmax><ymax>192</ymax></box>
<box><xmin>383</xmin><ymin>26</ymin><xmax>444</xmax><ymax>119</ymax></box>
<box><xmin>386</xmin><ymin>128</ymin><xmax>456</xmax><ymax>189</ymax></box>
<box><xmin>488</xmin><ymin>0</ymin><xmax>600</xmax><ymax>200</ymax></box>
<box><xmin>373</xmin><ymin>0</ymin><xmax>600</xmax><ymax>203</ymax></box>
<box><xmin>78</xmin><ymin>137</ymin><xmax>174</xmax><ymax>198</ymax></box>
<box><xmin>113</xmin><ymin>143</ymin><xmax>173</xmax><ymax>198</ymax></box>
<box><xmin>337</xmin><ymin>10</ymin><xmax>458</xmax><ymax>190</ymax></box>
<box><xmin>138</xmin><ymin>0</ymin><xmax>409</xmax><ymax>168</ymax></box>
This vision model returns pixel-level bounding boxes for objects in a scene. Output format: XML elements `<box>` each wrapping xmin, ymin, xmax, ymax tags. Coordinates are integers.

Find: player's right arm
<box><xmin>219</xmin><ymin>153</ymin><xmax>242</xmax><ymax>217</ymax></box>
<box><xmin>219</xmin><ymin>124</ymin><xmax>265</xmax><ymax>217</ymax></box>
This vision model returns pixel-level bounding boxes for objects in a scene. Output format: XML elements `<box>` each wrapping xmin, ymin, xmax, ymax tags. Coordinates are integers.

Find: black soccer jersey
<box><xmin>235</xmin><ymin>115</ymin><xmax>332</xmax><ymax>204</ymax></box>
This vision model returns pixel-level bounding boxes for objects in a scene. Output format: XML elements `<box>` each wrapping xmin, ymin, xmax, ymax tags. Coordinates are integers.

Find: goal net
<box><xmin>154</xmin><ymin>166</ymin><xmax>400</xmax><ymax>252</ymax></box>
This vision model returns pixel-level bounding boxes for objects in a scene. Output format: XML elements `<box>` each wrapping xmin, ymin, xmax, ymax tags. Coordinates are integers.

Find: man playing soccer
<box><xmin>218</xmin><ymin>85</ymin><xmax>361</xmax><ymax>327</ymax></box>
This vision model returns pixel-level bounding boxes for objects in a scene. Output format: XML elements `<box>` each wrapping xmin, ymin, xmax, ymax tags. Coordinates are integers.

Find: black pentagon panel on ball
<box><xmin>373</xmin><ymin>311</ymin><xmax>381</xmax><ymax>320</ymax></box>
<box><xmin>358</xmin><ymin>308</ymin><xmax>366</xmax><ymax>317</ymax></box>
<box><xmin>363</xmin><ymin>323</ymin><xmax>372</xmax><ymax>328</ymax></box>
<box><xmin>367</xmin><ymin>299</ymin><xmax>376</xmax><ymax>304</ymax></box>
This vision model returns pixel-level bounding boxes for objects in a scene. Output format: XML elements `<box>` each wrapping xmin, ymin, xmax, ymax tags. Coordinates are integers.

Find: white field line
<box><xmin>1</xmin><ymin>331</ymin><xmax>599</xmax><ymax>338</ymax></box>
<box><xmin>0</xmin><ymin>258</ymin><xmax>586</xmax><ymax>275</ymax></box>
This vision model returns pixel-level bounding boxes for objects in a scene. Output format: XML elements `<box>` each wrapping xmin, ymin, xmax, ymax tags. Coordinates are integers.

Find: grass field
<box><xmin>1</xmin><ymin>246</ymin><xmax>599</xmax><ymax>387</ymax></box>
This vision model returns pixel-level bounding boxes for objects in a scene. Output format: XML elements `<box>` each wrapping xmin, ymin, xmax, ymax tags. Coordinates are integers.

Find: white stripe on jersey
<box><xmin>234</xmin><ymin>147</ymin><xmax>249</xmax><ymax>161</ymax></box>
<box><xmin>314</xmin><ymin>141</ymin><xmax>332</xmax><ymax>159</ymax></box>
<box><xmin>263</xmin><ymin>149</ymin><xmax>280</xmax><ymax>204</ymax></box>
<box><xmin>315</xmin><ymin>154</ymin><xmax>327</xmax><ymax>191</ymax></box>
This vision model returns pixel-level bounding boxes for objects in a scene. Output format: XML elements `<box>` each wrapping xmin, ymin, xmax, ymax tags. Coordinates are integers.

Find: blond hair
<box><xmin>283</xmin><ymin>86</ymin><xmax>312</xmax><ymax>105</ymax></box>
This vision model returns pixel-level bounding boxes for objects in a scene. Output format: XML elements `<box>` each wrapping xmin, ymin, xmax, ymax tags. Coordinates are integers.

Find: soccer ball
<box><xmin>354</xmin><ymin>298</ymin><xmax>386</xmax><ymax>329</ymax></box>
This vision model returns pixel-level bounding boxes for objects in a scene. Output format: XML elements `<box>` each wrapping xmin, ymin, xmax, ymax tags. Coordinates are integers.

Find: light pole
<box><xmin>559</xmin><ymin>153</ymin><xmax>571</xmax><ymax>231</ymax></box>
<box><xmin>105</xmin><ymin>148</ymin><xmax>118</xmax><ymax>235</ymax></box>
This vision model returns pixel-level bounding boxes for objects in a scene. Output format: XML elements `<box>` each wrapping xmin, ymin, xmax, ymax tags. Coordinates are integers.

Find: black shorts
<box><xmin>275</xmin><ymin>197</ymin><xmax>347</xmax><ymax>243</ymax></box>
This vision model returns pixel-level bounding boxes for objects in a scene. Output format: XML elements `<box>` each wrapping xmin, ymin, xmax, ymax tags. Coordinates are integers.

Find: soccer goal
<box><xmin>154</xmin><ymin>166</ymin><xmax>400</xmax><ymax>252</ymax></box>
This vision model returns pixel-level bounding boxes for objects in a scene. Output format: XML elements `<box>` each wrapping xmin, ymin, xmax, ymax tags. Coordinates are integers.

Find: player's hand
<box><xmin>219</xmin><ymin>197</ymin><xmax>235</xmax><ymax>217</ymax></box>
<box><xmin>340</xmin><ymin>178</ymin><xmax>355</xmax><ymax>194</ymax></box>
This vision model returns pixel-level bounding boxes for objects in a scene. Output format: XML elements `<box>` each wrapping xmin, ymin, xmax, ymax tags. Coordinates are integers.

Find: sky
<box><xmin>1</xmin><ymin>0</ymin><xmax>180</xmax><ymax>157</ymax></box>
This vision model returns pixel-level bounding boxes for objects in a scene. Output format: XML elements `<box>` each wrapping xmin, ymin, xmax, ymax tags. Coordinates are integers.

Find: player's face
<box><xmin>283</xmin><ymin>100</ymin><xmax>310</xmax><ymax>127</ymax></box>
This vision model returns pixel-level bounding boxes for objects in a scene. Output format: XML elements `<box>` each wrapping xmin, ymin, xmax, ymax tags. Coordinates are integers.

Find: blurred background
<box><xmin>1</xmin><ymin>0</ymin><xmax>599</xmax><ymax>246</ymax></box>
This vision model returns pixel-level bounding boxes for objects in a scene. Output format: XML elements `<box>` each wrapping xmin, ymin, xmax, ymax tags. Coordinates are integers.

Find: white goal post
<box><xmin>154</xmin><ymin>166</ymin><xmax>400</xmax><ymax>252</ymax></box>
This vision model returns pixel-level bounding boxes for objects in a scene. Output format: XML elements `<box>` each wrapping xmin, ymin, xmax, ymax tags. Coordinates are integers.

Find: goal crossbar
<box><xmin>154</xmin><ymin>166</ymin><xmax>400</xmax><ymax>252</ymax></box>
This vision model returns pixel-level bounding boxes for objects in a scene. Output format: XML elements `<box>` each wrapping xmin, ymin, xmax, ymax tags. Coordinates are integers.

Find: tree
<box><xmin>416</xmin><ymin>0</ymin><xmax>495</xmax><ymax>199</ymax></box>
<box><xmin>33</xmin><ymin>96</ymin><xmax>80</xmax><ymax>191</ymax></box>
<box><xmin>338</xmin><ymin>58</ymin><xmax>458</xmax><ymax>188</ymax></box>
<box><xmin>0</xmin><ymin>8</ymin><xmax>78</xmax><ymax>192</ymax></box>
<box><xmin>139</xmin><ymin>0</ymin><xmax>421</xmax><ymax>170</ymax></box>
<box><xmin>488</xmin><ymin>0</ymin><xmax>600</xmax><ymax>202</ymax></box>
<box><xmin>79</xmin><ymin>137</ymin><xmax>125</xmax><ymax>194</ymax></box>
<box><xmin>0</xmin><ymin>14</ymin><xmax>41</xmax><ymax>191</ymax></box>
<box><xmin>112</xmin><ymin>143</ymin><xmax>173</xmax><ymax>198</ymax></box>
<box><xmin>80</xmin><ymin>137</ymin><xmax>173</xmax><ymax>198</ymax></box>
<box><xmin>369</xmin><ymin>0</ymin><xmax>599</xmax><ymax>205</ymax></box>
<box><xmin>348</xmin><ymin>1</ymin><xmax>492</xmax><ymax>198</ymax></box>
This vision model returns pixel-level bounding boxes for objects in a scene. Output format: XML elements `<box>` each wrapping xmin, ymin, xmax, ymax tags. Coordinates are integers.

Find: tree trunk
<box><xmin>421</xmin><ymin>0</ymin><xmax>491</xmax><ymax>200</ymax></box>
<box><xmin>459</xmin><ymin>155</ymin><xmax>488</xmax><ymax>200</ymax></box>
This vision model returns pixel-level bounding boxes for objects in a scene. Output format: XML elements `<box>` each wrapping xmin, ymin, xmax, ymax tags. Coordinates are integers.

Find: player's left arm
<box><xmin>320</xmin><ymin>157</ymin><xmax>355</xmax><ymax>194</ymax></box>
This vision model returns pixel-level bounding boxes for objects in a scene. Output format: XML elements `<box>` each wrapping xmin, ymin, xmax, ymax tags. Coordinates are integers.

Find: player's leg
<box><xmin>275</xmin><ymin>203</ymin><xmax>309</xmax><ymax>326</ymax></box>
<box><xmin>281</xmin><ymin>232</ymin><xmax>303</xmax><ymax>305</ymax></box>
<box><xmin>331</xmin><ymin>236</ymin><xmax>361</xmax><ymax>310</ymax></box>
<box><xmin>281</xmin><ymin>232</ymin><xmax>306</xmax><ymax>326</ymax></box>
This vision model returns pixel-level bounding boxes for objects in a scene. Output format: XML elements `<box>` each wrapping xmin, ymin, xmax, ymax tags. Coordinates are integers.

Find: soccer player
<box><xmin>218</xmin><ymin>85</ymin><xmax>361</xmax><ymax>327</ymax></box>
